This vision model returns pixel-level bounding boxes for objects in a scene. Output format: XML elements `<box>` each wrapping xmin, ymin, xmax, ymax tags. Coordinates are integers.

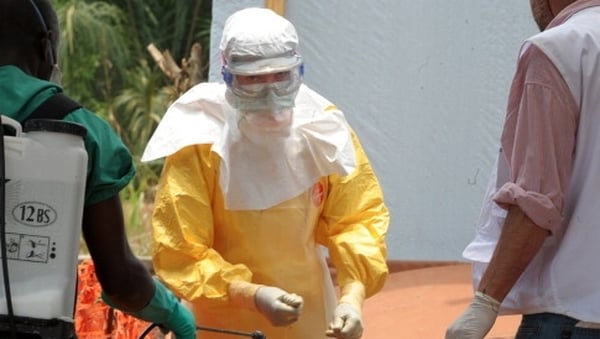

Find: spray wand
<box><xmin>138</xmin><ymin>323</ymin><xmax>266</xmax><ymax>339</ymax></box>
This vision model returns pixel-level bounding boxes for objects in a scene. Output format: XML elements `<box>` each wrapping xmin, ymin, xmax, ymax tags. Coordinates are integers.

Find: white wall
<box><xmin>210</xmin><ymin>1</ymin><xmax>538</xmax><ymax>260</ymax></box>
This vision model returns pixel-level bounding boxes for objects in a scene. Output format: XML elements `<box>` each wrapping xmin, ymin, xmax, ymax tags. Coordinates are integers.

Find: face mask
<box><xmin>240</xmin><ymin>107</ymin><xmax>293</xmax><ymax>132</ymax></box>
<box><xmin>236</xmin><ymin>107</ymin><xmax>294</xmax><ymax>148</ymax></box>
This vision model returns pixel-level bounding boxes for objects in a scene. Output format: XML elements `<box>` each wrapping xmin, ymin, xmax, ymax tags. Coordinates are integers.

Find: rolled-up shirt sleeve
<box><xmin>493</xmin><ymin>43</ymin><xmax>578</xmax><ymax>234</ymax></box>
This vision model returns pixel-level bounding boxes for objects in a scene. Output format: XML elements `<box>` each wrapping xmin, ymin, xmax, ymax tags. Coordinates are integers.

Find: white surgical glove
<box><xmin>255</xmin><ymin>286</ymin><xmax>304</xmax><ymax>326</ymax></box>
<box><xmin>229</xmin><ymin>281</ymin><xmax>304</xmax><ymax>326</ymax></box>
<box><xmin>445</xmin><ymin>291</ymin><xmax>500</xmax><ymax>339</ymax></box>
<box><xmin>326</xmin><ymin>302</ymin><xmax>363</xmax><ymax>339</ymax></box>
<box><xmin>327</xmin><ymin>281</ymin><xmax>365</xmax><ymax>339</ymax></box>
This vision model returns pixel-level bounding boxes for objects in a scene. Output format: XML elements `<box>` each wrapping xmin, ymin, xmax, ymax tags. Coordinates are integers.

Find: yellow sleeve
<box><xmin>151</xmin><ymin>144</ymin><xmax>252</xmax><ymax>307</ymax></box>
<box><xmin>316</xmin><ymin>130</ymin><xmax>389</xmax><ymax>298</ymax></box>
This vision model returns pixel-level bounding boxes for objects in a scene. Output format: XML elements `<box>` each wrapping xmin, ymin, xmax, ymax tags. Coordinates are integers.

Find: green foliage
<box><xmin>55</xmin><ymin>0</ymin><xmax>133</xmax><ymax>117</ymax></box>
<box><xmin>114</xmin><ymin>0</ymin><xmax>212</xmax><ymax>61</ymax></box>
<box><xmin>111</xmin><ymin>62</ymin><xmax>166</xmax><ymax>151</ymax></box>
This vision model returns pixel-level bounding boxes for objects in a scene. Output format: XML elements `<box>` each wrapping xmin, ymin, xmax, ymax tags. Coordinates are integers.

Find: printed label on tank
<box><xmin>11</xmin><ymin>202</ymin><xmax>57</xmax><ymax>227</ymax></box>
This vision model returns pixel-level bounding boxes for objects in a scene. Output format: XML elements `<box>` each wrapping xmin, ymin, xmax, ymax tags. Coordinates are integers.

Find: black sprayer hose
<box><xmin>138</xmin><ymin>323</ymin><xmax>266</xmax><ymax>339</ymax></box>
<box><xmin>0</xmin><ymin>123</ymin><xmax>17</xmax><ymax>339</ymax></box>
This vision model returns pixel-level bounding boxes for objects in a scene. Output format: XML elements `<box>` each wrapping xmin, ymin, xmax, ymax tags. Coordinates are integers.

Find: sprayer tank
<box><xmin>0</xmin><ymin>116</ymin><xmax>88</xmax><ymax>321</ymax></box>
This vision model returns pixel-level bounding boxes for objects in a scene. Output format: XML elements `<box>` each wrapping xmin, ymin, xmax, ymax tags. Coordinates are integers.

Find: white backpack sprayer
<box><xmin>0</xmin><ymin>116</ymin><xmax>88</xmax><ymax>338</ymax></box>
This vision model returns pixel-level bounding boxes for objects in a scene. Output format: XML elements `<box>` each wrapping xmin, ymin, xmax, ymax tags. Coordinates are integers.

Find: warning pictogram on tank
<box><xmin>12</xmin><ymin>202</ymin><xmax>57</xmax><ymax>227</ymax></box>
<box><xmin>1</xmin><ymin>233</ymin><xmax>52</xmax><ymax>263</ymax></box>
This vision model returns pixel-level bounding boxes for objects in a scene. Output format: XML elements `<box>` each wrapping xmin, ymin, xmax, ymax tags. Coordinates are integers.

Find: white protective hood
<box><xmin>142</xmin><ymin>82</ymin><xmax>357</xmax><ymax>210</ymax></box>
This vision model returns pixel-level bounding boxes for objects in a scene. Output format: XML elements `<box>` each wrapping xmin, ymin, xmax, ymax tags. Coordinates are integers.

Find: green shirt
<box><xmin>0</xmin><ymin>65</ymin><xmax>135</xmax><ymax>205</ymax></box>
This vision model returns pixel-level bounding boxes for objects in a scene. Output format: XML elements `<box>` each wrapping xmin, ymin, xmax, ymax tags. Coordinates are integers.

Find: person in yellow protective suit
<box><xmin>142</xmin><ymin>7</ymin><xmax>389</xmax><ymax>339</ymax></box>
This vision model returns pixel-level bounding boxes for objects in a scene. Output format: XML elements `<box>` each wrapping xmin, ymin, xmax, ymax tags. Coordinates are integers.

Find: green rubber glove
<box><xmin>102</xmin><ymin>278</ymin><xmax>196</xmax><ymax>339</ymax></box>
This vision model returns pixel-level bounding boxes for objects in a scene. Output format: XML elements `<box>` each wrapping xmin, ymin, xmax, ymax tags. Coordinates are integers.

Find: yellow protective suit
<box><xmin>151</xmin><ymin>125</ymin><xmax>389</xmax><ymax>339</ymax></box>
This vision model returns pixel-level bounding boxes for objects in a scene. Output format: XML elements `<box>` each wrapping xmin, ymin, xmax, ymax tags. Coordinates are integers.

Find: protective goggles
<box><xmin>223</xmin><ymin>64</ymin><xmax>304</xmax><ymax>99</ymax></box>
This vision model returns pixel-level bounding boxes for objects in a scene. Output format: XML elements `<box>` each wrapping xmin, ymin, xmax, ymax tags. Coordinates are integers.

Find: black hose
<box><xmin>138</xmin><ymin>323</ymin><xmax>266</xmax><ymax>339</ymax></box>
<box><xmin>137</xmin><ymin>323</ymin><xmax>158</xmax><ymax>339</ymax></box>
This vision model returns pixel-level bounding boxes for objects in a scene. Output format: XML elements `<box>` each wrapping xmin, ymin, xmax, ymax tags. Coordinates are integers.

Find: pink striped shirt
<box><xmin>493</xmin><ymin>43</ymin><xmax>578</xmax><ymax>234</ymax></box>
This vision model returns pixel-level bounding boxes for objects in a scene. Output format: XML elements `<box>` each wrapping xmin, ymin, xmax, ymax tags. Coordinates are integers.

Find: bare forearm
<box><xmin>83</xmin><ymin>196</ymin><xmax>155</xmax><ymax>312</ymax></box>
<box><xmin>98</xmin><ymin>256</ymin><xmax>155</xmax><ymax>312</ymax></box>
<box><xmin>477</xmin><ymin>205</ymin><xmax>549</xmax><ymax>302</ymax></box>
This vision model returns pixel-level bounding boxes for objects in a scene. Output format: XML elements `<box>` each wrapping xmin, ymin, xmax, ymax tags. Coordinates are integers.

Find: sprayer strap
<box><xmin>28</xmin><ymin>93</ymin><xmax>82</xmax><ymax>121</ymax></box>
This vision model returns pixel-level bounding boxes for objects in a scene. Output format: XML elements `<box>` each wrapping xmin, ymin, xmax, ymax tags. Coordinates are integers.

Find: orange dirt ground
<box><xmin>361</xmin><ymin>263</ymin><xmax>521</xmax><ymax>339</ymax></box>
<box><xmin>76</xmin><ymin>260</ymin><xmax>520</xmax><ymax>339</ymax></box>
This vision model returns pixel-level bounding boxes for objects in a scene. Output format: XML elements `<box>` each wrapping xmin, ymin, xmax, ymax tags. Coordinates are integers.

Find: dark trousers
<box><xmin>516</xmin><ymin>313</ymin><xmax>600</xmax><ymax>339</ymax></box>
